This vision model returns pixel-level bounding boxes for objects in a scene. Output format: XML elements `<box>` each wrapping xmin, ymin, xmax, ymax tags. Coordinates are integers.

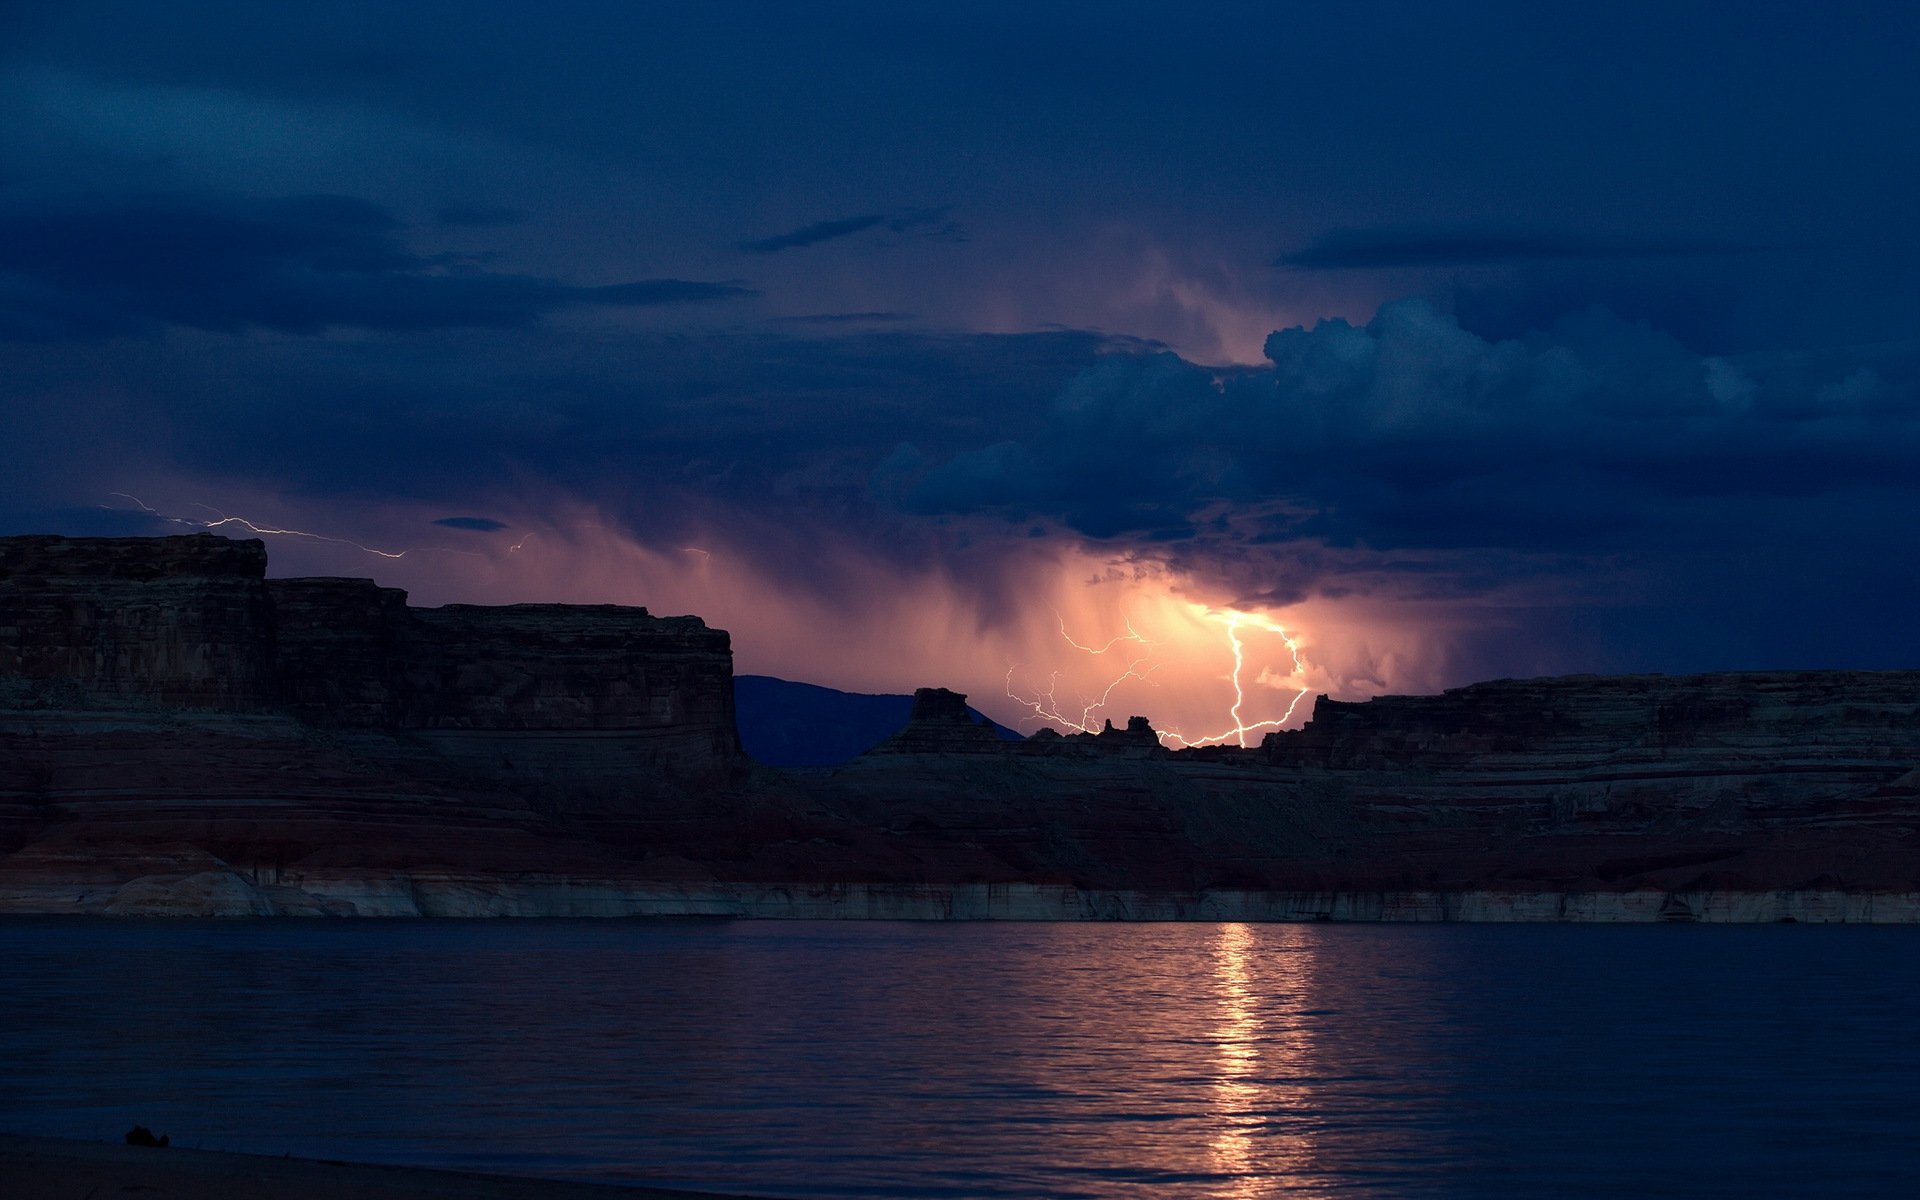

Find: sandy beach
<box><xmin>0</xmin><ymin>1133</ymin><xmax>761</xmax><ymax>1200</ymax></box>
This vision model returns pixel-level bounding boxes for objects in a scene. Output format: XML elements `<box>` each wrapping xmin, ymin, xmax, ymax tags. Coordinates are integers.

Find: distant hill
<box><xmin>734</xmin><ymin>675</ymin><xmax>1025</xmax><ymax>767</ymax></box>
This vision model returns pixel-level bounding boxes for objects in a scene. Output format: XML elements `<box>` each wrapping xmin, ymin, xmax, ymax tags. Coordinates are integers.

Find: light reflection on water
<box><xmin>1207</xmin><ymin>923</ymin><xmax>1266</xmax><ymax>1194</ymax></box>
<box><xmin>1</xmin><ymin>919</ymin><xmax>1916</xmax><ymax>1199</ymax></box>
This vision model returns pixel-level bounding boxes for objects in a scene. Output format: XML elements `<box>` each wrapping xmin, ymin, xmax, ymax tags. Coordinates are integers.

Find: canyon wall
<box><xmin>0</xmin><ymin>534</ymin><xmax>274</xmax><ymax>709</ymax></box>
<box><xmin>0</xmin><ymin>535</ymin><xmax>739</xmax><ymax>782</ymax></box>
<box><xmin>1260</xmin><ymin>672</ymin><xmax>1920</xmax><ymax>850</ymax></box>
<box><xmin>0</xmin><ymin>535</ymin><xmax>742</xmax><ymax>854</ymax></box>
<box><xmin>268</xmin><ymin>579</ymin><xmax>741</xmax><ymax>798</ymax></box>
<box><xmin>805</xmin><ymin>672</ymin><xmax>1920</xmax><ymax>899</ymax></box>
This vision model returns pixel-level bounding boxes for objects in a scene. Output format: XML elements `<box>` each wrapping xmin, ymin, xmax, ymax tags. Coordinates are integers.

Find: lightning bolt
<box><xmin>1003</xmin><ymin>653</ymin><xmax>1163</xmax><ymax>734</ymax></box>
<box><xmin>107</xmin><ymin>494</ymin><xmax>410</xmax><ymax>560</ymax></box>
<box><xmin>1054</xmin><ymin>608</ymin><xmax>1147</xmax><ymax>654</ymax></box>
<box><xmin>107</xmin><ymin>493</ymin><xmax>202</xmax><ymax>530</ymax></box>
<box><xmin>189</xmin><ymin>504</ymin><xmax>408</xmax><ymax>559</ymax></box>
<box><xmin>1004</xmin><ymin>611</ymin><xmax>1165</xmax><ymax>734</ymax></box>
<box><xmin>1009</xmin><ymin>605</ymin><xmax>1312</xmax><ymax>749</ymax></box>
<box><xmin>1157</xmin><ymin>609</ymin><xmax>1312</xmax><ymax>749</ymax></box>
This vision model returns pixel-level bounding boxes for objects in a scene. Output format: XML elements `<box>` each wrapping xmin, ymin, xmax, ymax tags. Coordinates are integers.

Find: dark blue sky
<box><xmin>2</xmin><ymin>1</ymin><xmax>1916</xmax><ymax>710</ymax></box>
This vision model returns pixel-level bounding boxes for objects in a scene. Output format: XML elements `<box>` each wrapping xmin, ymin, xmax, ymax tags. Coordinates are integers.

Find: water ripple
<box><xmin>1</xmin><ymin>920</ymin><xmax>1916</xmax><ymax>1198</ymax></box>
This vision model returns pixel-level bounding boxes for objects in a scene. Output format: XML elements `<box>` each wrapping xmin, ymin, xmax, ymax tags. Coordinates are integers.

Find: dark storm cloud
<box><xmin>433</xmin><ymin>516</ymin><xmax>508</xmax><ymax>531</ymax></box>
<box><xmin>0</xmin><ymin>323</ymin><xmax>1122</xmax><ymax>619</ymax></box>
<box><xmin>739</xmin><ymin>215</ymin><xmax>889</xmax><ymax>254</ymax></box>
<box><xmin>1448</xmin><ymin>271</ymin><xmax>1749</xmax><ymax>353</ymax></box>
<box><xmin>1277</xmin><ymin>227</ymin><xmax>1760</xmax><ymax>271</ymax></box>
<box><xmin>858</xmin><ymin>301</ymin><xmax>1920</xmax><ymax>671</ymax></box>
<box><xmin>775</xmin><ymin>311</ymin><xmax>917</xmax><ymax>325</ymax></box>
<box><xmin>0</xmin><ymin>321</ymin><xmax>1118</xmax><ymax>530</ymax></box>
<box><xmin>903</xmin><ymin>300</ymin><xmax>1920</xmax><ymax>559</ymax></box>
<box><xmin>0</xmin><ymin>195</ymin><xmax>755</xmax><ymax>338</ymax></box>
<box><xmin>9</xmin><ymin>298</ymin><xmax>1913</xmax><ymax>585</ymax></box>
<box><xmin>4</xmin><ymin>300</ymin><xmax>1917</xmax><ymax>673</ymax></box>
<box><xmin>738</xmin><ymin>208</ymin><xmax>963</xmax><ymax>255</ymax></box>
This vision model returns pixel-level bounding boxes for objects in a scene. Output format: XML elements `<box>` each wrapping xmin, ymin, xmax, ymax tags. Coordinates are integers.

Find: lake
<box><xmin>2</xmin><ymin>919</ymin><xmax>1915</xmax><ymax>1198</ymax></box>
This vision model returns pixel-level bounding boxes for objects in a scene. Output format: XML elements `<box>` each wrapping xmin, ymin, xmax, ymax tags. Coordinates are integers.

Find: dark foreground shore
<box><xmin>0</xmin><ymin>1134</ymin><xmax>759</xmax><ymax>1200</ymax></box>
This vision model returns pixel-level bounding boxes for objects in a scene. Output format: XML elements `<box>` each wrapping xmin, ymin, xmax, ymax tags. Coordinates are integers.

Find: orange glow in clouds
<box><xmin>1005</xmin><ymin>602</ymin><xmax>1312</xmax><ymax>746</ymax></box>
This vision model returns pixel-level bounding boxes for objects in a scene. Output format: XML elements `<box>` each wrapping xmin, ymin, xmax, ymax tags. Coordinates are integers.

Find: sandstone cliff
<box><xmin>269</xmin><ymin>578</ymin><xmax>740</xmax><ymax>800</ymax></box>
<box><xmin>0</xmin><ymin>534</ymin><xmax>274</xmax><ymax>709</ymax></box>
<box><xmin>1</xmin><ymin>535</ymin><xmax>739</xmax><ymax>785</ymax></box>
<box><xmin>0</xmin><ymin>534</ymin><xmax>748</xmax><ymax>909</ymax></box>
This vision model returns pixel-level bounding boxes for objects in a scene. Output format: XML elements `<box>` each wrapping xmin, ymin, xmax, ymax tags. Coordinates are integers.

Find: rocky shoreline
<box><xmin>6</xmin><ymin>872</ymin><xmax>1917</xmax><ymax>923</ymax></box>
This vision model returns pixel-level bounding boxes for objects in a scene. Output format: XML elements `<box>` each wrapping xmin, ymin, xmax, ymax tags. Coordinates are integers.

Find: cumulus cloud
<box><xmin>886</xmin><ymin>299</ymin><xmax>1920</xmax><ymax>669</ymax></box>
<box><xmin>907</xmin><ymin>300</ymin><xmax>1918</xmax><ymax>541</ymax></box>
<box><xmin>0</xmin><ymin>194</ymin><xmax>756</xmax><ymax>338</ymax></box>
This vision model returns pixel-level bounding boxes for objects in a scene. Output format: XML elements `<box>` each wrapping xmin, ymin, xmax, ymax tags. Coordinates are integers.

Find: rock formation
<box><xmin>1</xmin><ymin>534</ymin><xmax>740</xmax><ymax>791</ymax></box>
<box><xmin>0</xmin><ymin>534</ymin><xmax>275</xmax><ymax>709</ymax></box>
<box><xmin>865</xmin><ymin>687</ymin><xmax>1008</xmax><ymax>754</ymax></box>
<box><xmin>271</xmin><ymin>580</ymin><xmax>740</xmax><ymax>801</ymax></box>
<box><xmin>2</xmin><ymin>534</ymin><xmax>1917</xmax><ymax>920</ymax></box>
<box><xmin>0</xmin><ymin>534</ymin><xmax>747</xmax><ymax>912</ymax></box>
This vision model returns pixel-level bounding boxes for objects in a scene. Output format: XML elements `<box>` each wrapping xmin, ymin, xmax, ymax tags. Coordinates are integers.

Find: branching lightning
<box><xmin>1055</xmin><ymin>608</ymin><xmax>1148</xmax><ymax>655</ymax></box>
<box><xmin>189</xmin><ymin>503</ymin><xmax>409</xmax><ymax>559</ymax></box>
<box><xmin>1006</xmin><ymin>604</ymin><xmax>1313</xmax><ymax>749</ymax></box>
<box><xmin>1157</xmin><ymin>609</ymin><xmax>1312</xmax><ymax>749</ymax></box>
<box><xmin>1000</xmin><ymin>608</ymin><xmax>1160</xmax><ymax>733</ymax></box>
<box><xmin>1003</xmin><ymin>652</ymin><xmax>1163</xmax><ymax>735</ymax></box>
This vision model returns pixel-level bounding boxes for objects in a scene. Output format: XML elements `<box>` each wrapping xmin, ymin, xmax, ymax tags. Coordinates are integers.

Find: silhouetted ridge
<box><xmin>734</xmin><ymin>676</ymin><xmax>1020</xmax><ymax>767</ymax></box>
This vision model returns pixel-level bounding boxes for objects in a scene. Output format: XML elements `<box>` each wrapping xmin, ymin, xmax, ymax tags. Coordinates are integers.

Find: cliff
<box><xmin>0</xmin><ymin>534</ymin><xmax>274</xmax><ymax>709</ymax></box>
<box><xmin>1262</xmin><ymin>672</ymin><xmax>1920</xmax><ymax>849</ymax></box>
<box><xmin>0</xmin><ymin>535</ymin><xmax>747</xmax><ymax>906</ymax></box>
<box><xmin>0</xmin><ymin>535</ymin><xmax>739</xmax><ymax>787</ymax></box>
<box><xmin>269</xmin><ymin>579</ymin><xmax>739</xmax><ymax>799</ymax></box>
<box><xmin>863</xmin><ymin>687</ymin><xmax>1008</xmax><ymax>754</ymax></box>
<box><xmin>1</xmin><ymin>534</ymin><xmax>1916</xmax><ymax>919</ymax></box>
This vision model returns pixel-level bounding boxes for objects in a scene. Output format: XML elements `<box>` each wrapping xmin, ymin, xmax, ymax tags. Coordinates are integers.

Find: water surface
<box><xmin>2</xmin><ymin>919</ymin><xmax>1914</xmax><ymax>1198</ymax></box>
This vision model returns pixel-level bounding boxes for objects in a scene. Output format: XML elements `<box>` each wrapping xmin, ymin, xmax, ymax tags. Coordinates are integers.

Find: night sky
<box><xmin>3</xmin><ymin>2</ymin><xmax>1916</xmax><ymax>740</ymax></box>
